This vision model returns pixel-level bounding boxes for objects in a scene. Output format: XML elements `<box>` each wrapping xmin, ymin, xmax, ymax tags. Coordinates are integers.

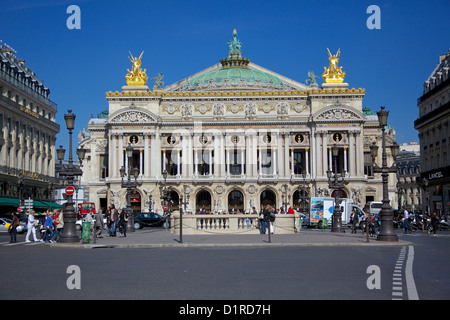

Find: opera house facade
<box><xmin>78</xmin><ymin>30</ymin><xmax>398</xmax><ymax>215</ymax></box>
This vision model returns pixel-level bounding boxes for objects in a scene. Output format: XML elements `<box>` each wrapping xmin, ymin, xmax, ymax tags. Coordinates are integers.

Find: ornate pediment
<box><xmin>109</xmin><ymin>110</ymin><xmax>158</xmax><ymax>124</ymax></box>
<box><xmin>314</xmin><ymin>104</ymin><xmax>364</xmax><ymax>122</ymax></box>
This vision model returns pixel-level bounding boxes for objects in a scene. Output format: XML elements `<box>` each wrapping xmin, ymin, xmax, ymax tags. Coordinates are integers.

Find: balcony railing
<box><xmin>170</xmin><ymin>213</ymin><xmax>299</xmax><ymax>235</ymax></box>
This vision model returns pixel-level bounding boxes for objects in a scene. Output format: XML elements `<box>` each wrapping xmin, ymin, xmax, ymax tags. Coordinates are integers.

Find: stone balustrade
<box><xmin>170</xmin><ymin>213</ymin><xmax>299</xmax><ymax>235</ymax></box>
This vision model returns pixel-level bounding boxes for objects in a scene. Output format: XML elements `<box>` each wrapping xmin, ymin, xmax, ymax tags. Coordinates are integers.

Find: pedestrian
<box><xmin>259</xmin><ymin>205</ymin><xmax>266</xmax><ymax>234</ymax></box>
<box><xmin>56</xmin><ymin>210</ymin><xmax>64</xmax><ymax>241</ymax></box>
<box><xmin>9</xmin><ymin>212</ymin><xmax>20</xmax><ymax>243</ymax></box>
<box><xmin>351</xmin><ymin>208</ymin><xmax>359</xmax><ymax>234</ymax></box>
<box><xmin>431</xmin><ymin>211</ymin><xmax>439</xmax><ymax>236</ymax></box>
<box><xmin>106</xmin><ymin>205</ymin><xmax>111</xmax><ymax>232</ymax></box>
<box><xmin>25</xmin><ymin>210</ymin><xmax>39</xmax><ymax>242</ymax></box>
<box><xmin>403</xmin><ymin>207</ymin><xmax>410</xmax><ymax>234</ymax></box>
<box><xmin>270</xmin><ymin>206</ymin><xmax>276</xmax><ymax>234</ymax></box>
<box><xmin>108</xmin><ymin>204</ymin><xmax>118</xmax><ymax>237</ymax></box>
<box><xmin>263</xmin><ymin>205</ymin><xmax>275</xmax><ymax>234</ymax></box>
<box><xmin>44</xmin><ymin>211</ymin><xmax>53</xmax><ymax>243</ymax></box>
<box><xmin>51</xmin><ymin>209</ymin><xmax>62</xmax><ymax>242</ymax></box>
<box><xmin>119</xmin><ymin>208</ymin><xmax>128</xmax><ymax>237</ymax></box>
<box><xmin>95</xmin><ymin>210</ymin><xmax>104</xmax><ymax>238</ymax></box>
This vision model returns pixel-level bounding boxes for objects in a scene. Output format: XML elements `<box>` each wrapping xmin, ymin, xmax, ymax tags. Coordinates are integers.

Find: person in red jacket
<box><xmin>287</xmin><ymin>207</ymin><xmax>295</xmax><ymax>214</ymax></box>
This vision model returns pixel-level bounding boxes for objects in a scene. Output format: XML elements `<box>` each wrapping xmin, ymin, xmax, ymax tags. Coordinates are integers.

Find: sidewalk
<box><xmin>50</xmin><ymin>228</ymin><xmax>413</xmax><ymax>248</ymax></box>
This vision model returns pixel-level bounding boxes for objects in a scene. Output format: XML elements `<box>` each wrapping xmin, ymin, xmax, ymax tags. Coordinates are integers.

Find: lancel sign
<box><xmin>428</xmin><ymin>171</ymin><xmax>444</xmax><ymax>180</ymax></box>
<box><xmin>424</xmin><ymin>167</ymin><xmax>449</xmax><ymax>181</ymax></box>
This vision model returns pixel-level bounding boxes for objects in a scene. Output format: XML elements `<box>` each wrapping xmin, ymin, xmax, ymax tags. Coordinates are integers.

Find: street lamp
<box><xmin>58</xmin><ymin>110</ymin><xmax>83</xmax><ymax>243</ymax></box>
<box><xmin>298</xmin><ymin>171</ymin><xmax>309</xmax><ymax>213</ymax></box>
<box><xmin>179</xmin><ymin>184</ymin><xmax>190</xmax><ymax>244</ymax></box>
<box><xmin>327</xmin><ymin>144</ymin><xmax>347</xmax><ymax>232</ymax></box>
<box><xmin>120</xmin><ymin>143</ymin><xmax>140</xmax><ymax>232</ymax></box>
<box><xmin>370</xmin><ymin>106</ymin><xmax>399</xmax><ymax>242</ymax></box>
<box><xmin>281</xmin><ymin>184</ymin><xmax>290</xmax><ymax>213</ymax></box>
<box><xmin>17</xmin><ymin>174</ymin><xmax>24</xmax><ymax>210</ymax></box>
<box><xmin>159</xmin><ymin>170</ymin><xmax>171</xmax><ymax>229</ymax></box>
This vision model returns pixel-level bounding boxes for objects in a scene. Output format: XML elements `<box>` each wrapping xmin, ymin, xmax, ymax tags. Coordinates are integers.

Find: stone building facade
<box><xmin>415</xmin><ymin>50</ymin><xmax>450</xmax><ymax>216</ymax></box>
<box><xmin>78</xmin><ymin>31</ymin><xmax>399</xmax><ymax>214</ymax></box>
<box><xmin>0</xmin><ymin>41</ymin><xmax>60</xmax><ymax>211</ymax></box>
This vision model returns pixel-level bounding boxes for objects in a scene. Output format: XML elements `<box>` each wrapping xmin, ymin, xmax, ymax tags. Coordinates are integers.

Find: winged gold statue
<box><xmin>125</xmin><ymin>51</ymin><xmax>149</xmax><ymax>86</ymax></box>
<box><xmin>322</xmin><ymin>48</ymin><xmax>345</xmax><ymax>83</ymax></box>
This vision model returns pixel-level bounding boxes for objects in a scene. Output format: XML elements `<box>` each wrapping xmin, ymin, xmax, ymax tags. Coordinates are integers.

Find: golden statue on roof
<box><xmin>322</xmin><ymin>48</ymin><xmax>346</xmax><ymax>83</ymax></box>
<box><xmin>125</xmin><ymin>51</ymin><xmax>148</xmax><ymax>86</ymax></box>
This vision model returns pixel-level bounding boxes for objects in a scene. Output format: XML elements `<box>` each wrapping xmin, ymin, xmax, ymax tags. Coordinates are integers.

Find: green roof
<box><xmin>188</xmin><ymin>68</ymin><xmax>286</xmax><ymax>88</ymax></box>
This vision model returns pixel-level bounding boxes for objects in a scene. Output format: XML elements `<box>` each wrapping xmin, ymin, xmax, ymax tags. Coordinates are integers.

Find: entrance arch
<box><xmin>260</xmin><ymin>189</ymin><xmax>276</xmax><ymax>208</ymax></box>
<box><xmin>293</xmin><ymin>189</ymin><xmax>310</xmax><ymax>213</ymax></box>
<box><xmin>130</xmin><ymin>190</ymin><xmax>141</xmax><ymax>212</ymax></box>
<box><xmin>196</xmin><ymin>190</ymin><xmax>212</xmax><ymax>213</ymax></box>
<box><xmin>169</xmin><ymin>190</ymin><xmax>179</xmax><ymax>211</ymax></box>
<box><xmin>228</xmin><ymin>190</ymin><xmax>244</xmax><ymax>213</ymax></box>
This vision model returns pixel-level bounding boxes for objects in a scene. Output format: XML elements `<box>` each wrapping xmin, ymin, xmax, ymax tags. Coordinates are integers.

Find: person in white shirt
<box><xmin>403</xmin><ymin>208</ymin><xmax>410</xmax><ymax>234</ymax></box>
<box><xmin>25</xmin><ymin>210</ymin><xmax>39</xmax><ymax>242</ymax></box>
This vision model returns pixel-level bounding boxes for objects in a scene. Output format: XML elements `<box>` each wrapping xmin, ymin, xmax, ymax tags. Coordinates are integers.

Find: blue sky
<box><xmin>1</xmin><ymin>0</ymin><xmax>449</xmax><ymax>152</ymax></box>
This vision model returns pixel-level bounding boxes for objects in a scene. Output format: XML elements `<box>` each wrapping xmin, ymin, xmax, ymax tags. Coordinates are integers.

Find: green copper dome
<box><xmin>188</xmin><ymin>68</ymin><xmax>286</xmax><ymax>88</ymax></box>
<box><xmin>184</xmin><ymin>30</ymin><xmax>287</xmax><ymax>91</ymax></box>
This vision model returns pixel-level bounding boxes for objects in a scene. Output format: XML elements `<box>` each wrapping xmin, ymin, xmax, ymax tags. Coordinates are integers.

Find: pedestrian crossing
<box><xmin>0</xmin><ymin>240</ymin><xmax>45</xmax><ymax>247</ymax></box>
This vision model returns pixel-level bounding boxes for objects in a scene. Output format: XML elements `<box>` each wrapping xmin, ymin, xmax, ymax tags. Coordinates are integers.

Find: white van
<box><xmin>309</xmin><ymin>197</ymin><xmax>365</xmax><ymax>228</ymax></box>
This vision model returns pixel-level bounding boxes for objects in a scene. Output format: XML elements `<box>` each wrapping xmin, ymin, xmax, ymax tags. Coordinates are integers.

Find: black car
<box><xmin>133</xmin><ymin>212</ymin><xmax>166</xmax><ymax>229</ymax></box>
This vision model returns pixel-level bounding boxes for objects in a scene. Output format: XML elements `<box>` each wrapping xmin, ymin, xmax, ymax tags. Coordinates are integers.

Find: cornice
<box><xmin>105</xmin><ymin>88</ymin><xmax>365</xmax><ymax>98</ymax></box>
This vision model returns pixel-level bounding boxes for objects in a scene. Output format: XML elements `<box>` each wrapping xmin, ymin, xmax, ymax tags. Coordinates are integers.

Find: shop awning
<box><xmin>0</xmin><ymin>198</ymin><xmax>62</xmax><ymax>210</ymax></box>
<box><xmin>33</xmin><ymin>201</ymin><xmax>63</xmax><ymax>209</ymax></box>
<box><xmin>0</xmin><ymin>197</ymin><xmax>20</xmax><ymax>207</ymax></box>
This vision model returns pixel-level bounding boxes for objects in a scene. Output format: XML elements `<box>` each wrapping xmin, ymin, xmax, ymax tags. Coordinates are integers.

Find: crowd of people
<box><xmin>7</xmin><ymin>209</ymin><xmax>65</xmax><ymax>243</ymax></box>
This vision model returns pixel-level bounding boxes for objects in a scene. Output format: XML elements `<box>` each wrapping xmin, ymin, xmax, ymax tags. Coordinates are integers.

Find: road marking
<box><xmin>392</xmin><ymin>245</ymin><xmax>419</xmax><ymax>300</ymax></box>
<box><xmin>405</xmin><ymin>245</ymin><xmax>419</xmax><ymax>300</ymax></box>
<box><xmin>392</xmin><ymin>246</ymin><xmax>407</xmax><ymax>300</ymax></box>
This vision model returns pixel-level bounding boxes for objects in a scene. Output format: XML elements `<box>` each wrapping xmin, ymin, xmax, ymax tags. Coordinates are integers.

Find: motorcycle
<box><xmin>440</xmin><ymin>219</ymin><xmax>450</xmax><ymax>231</ymax></box>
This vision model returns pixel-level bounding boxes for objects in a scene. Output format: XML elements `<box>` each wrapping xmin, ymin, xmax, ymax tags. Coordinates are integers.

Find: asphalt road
<box><xmin>0</xmin><ymin>229</ymin><xmax>449</xmax><ymax>303</ymax></box>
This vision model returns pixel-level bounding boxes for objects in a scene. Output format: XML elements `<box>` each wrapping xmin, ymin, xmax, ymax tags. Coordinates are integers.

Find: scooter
<box><xmin>439</xmin><ymin>219</ymin><xmax>450</xmax><ymax>231</ymax></box>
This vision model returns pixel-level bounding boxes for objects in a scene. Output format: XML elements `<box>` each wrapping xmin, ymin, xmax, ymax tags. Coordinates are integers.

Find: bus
<box><xmin>77</xmin><ymin>202</ymin><xmax>96</xmax><ymax>217</ymax></box>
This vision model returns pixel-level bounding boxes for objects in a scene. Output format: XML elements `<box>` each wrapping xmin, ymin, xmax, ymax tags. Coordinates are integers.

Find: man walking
<box><xmin>403</xmin><ymin>207</ymin><xmax>410</xmax><ymax>234</ymax></box>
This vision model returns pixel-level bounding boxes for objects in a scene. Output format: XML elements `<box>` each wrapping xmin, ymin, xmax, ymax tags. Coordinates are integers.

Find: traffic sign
<box><xmin>163</xmin><ymin>205</ymin><xmax>168</xmax><ymax>210</ymax></box>
<box><xmin>17</xmin><ymin>207</ymin><xmax>22</xmax><ymax>212</ymax></box>
<box><xmin>65</xmin><ymin>186</ymin><xmax>75</xmax><ymax>195</ymax></box>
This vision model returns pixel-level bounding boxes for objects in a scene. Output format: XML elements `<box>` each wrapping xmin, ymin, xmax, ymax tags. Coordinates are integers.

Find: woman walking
<box><xmin>119</xmin><ymin>208</ymin><xmax>128</xmax><ymax>237</ymax></box>
<box><xmin>9</xmin><ymin>212</ymin><xmax>20</xmax><ymax>243</ymax></box>
<box><xmin>431</xmin><ymin>211</ymin><xmax>439</xmax><ymax>236</ymax></box>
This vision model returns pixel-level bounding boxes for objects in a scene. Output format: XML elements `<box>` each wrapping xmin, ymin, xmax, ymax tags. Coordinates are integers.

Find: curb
<box><xmin>46</xmin><ymin>240</ymin><xmax>414</xmax><ymax>249</ymax></box>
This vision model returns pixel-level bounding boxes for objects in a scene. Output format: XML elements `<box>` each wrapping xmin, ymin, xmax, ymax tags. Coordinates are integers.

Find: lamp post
<box><xmin>17</xmin><ymin>174</ymin><xmax>24</xmax><ymax>211</ymax></box>
<box><xmin>159</xmin><ymin>170</ymin><xmax>171</xmax><ymax>224</ymax></box>
<box><xmin>58</xmin><ymin>110</ymin><xmax>83</xmax><ymax>243</ymax></box>
<box><xmin>120</xmin><ymin>143</ymin><xmax>139</xmax><ymax>232</ymax></box>
<box><xmin>327</xmin><ymin>144</ymin><xmax>347</xmax><ymax>233</ymax></box>
<box><xmin>298</xmin><ymin>171</ymin><xmax>309</xmax><ymax>212</ymax></box>
<box><xmin>281</xmin><ymin>184</ymin><xmax>290</xmax><ymax>213</ymax></box>
<box><xmin>179</xmin><ymin>184</ymin><xmax>190</xmax><ymax>244</ymax></box>
<box><xmin>370</xmin><ymin>106</ymin><xmax>400</xmax><ymax>242</ymax></box>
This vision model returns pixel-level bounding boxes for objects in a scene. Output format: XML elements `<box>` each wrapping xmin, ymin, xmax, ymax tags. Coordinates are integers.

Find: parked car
<box><xmin>133</xmin><ymin>212</ymin><xmax>166</xmax><ymax>229</ymax></box>
<box><xmin>76</xmin><ymin>214</ymin><xmax>107</xmax><ymax>230</ymax></box>
<box><xmin>0</xmin><ymin>218</ymin><xmax>26</xmax><ymax>233</ymax></box>
<box><xmin>298</xmin><ymin>213</ymin><xmax>310</xmax><ymax>227</ymax></box>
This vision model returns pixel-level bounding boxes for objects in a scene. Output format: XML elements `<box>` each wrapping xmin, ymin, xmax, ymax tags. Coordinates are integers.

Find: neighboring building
<box><xmin>415</xmin><ymin>49</ymin><xmax>450</xmax><ymax>216</ymax></box>
<box><xmin>396</xmin><ymin>149</ymin><xmax>422</xmax><ymax>213</ymax></box>
<box><xmin>0</xmin><ymin>41</ymin><xmax>60</xmax><ymax>213</ymax></box>
<box><xmin>79</xmin><ymin>31</ymin><xmax>399</xmax><ymax>214</ymax></box>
